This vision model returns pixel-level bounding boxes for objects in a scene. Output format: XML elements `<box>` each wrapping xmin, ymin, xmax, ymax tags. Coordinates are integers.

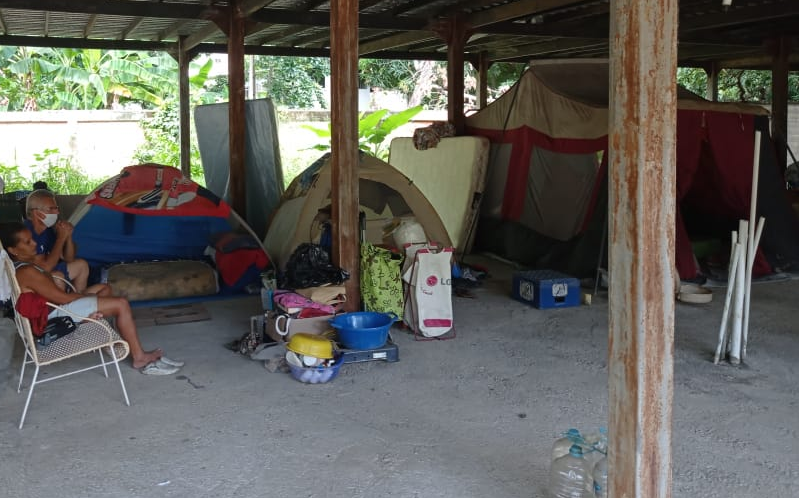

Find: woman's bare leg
<box><xmin>97</xmin><ymin>296</ymin><xmax>161</xmax><ymax>368</ymax></box>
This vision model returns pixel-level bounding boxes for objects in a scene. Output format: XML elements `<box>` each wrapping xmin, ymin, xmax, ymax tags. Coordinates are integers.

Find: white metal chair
<box><xmin>1</xmin><ymin>249</ymin><xmax>131</xmax><ymax>429</ymax></box>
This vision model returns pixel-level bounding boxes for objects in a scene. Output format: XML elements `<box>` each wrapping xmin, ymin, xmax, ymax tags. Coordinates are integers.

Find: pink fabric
<box><xmin>273</xmin><ymin>291</ymin><xmax>336</xmax><ymax>315</ymax></box>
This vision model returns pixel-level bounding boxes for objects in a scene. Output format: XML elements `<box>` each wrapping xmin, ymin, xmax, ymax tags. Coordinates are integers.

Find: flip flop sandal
<box><xmin>140</xmin><ymin>361</ymin><xmax>180</xmax><ymax>376</ymax></box>
<box><xmin>158</xmin><ymin>356</ymin><xmax>185</xmax><ymax>367</ymax></box>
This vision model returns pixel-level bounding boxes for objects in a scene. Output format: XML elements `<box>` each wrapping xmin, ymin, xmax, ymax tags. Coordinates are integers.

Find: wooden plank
<box><xmin>442</xmin><ymin>16</ymin><xmax>468</xmax><ymax>134</ymax></box>
<box><xmin>771</xmin><ymin>36</ymin><xmax>791</xmax><ymax>170</ymax></box>
<box><xmin>608</xmin><ymin>1</ymin><xmax>677</xmax><ymax>497</ymax></box>
<box><xmin>467</xmin><ymin>0</ymin><xmax>581</xmax><ymax>27</ymax></box>
<box><xmin>227</xmin><ymin>0</ymin><xmax>247</xmax><ymax>218</ymax></box>
<box><xmin>178</xmin><ymin>35</ymin><xmax>191</xmax><ymax>177</ymax></box>
<box><xmin>476</xmin><ymin>52</ymin><xmax>489</xmax><ymax>110</ymax></box>
<box><xmin>330</xmin><ymin>0</ymin><xmax>360</xmax><ymax>312</ymax></box>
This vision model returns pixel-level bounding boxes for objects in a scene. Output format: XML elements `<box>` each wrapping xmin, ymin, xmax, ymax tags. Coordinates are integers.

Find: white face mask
<box><xmin>41</xmin><ymin>212</ymin><xmax>58</xmax><ymax>228</ymax></box>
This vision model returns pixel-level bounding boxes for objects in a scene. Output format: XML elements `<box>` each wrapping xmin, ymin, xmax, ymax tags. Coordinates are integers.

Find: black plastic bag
<box><xmin>283</xmin><ymin>243</ymin><xmax>349</xmax><ymax>289</ymax></box>
<box><xmin>36</xmin><ymin>316</ymin><xmax>77</xmax><ymax>348</ymax></box>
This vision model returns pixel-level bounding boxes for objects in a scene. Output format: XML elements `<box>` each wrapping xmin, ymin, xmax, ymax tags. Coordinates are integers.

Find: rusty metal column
<box><xmin>227</xmin><ymin>0</ymin><xmax>247</xmax><ymax>216</ymax></box>
<box><xmin>330</xmin><ymin>0</ymin><xmax>360</xmax><ymax>311</ymax></box>
<box><xmin>178</xmin><ymin>36</ymin><xmax>191</xmax><ymax>178</ymax></box>
<box><xmin>608</xmin><ymin>1</ymin><xmax>677</xmax><ymax>497</ymax></box>
<box><xmin>770</xmin><ymin>37</ymin><xmax>790</xmax><ymax>169</ymax></box>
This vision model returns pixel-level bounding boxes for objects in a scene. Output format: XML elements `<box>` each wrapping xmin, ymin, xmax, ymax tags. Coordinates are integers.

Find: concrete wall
<box><xmin>0</xmin><ymin>110</ymin><xmax>150</xmax><ymax>180</ymax></box>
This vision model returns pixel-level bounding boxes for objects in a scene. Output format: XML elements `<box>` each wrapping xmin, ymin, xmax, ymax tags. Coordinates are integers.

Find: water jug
<box><xmin>548</xmin><ymin>444</ymin><xmax>592</xmax><ymax>498</ymax></box>
<box><xmin>592</xmin><ymin>455</ymin><xmax>608</xmax><ymax>498</ymax></box>
<box><xmin>551</xmin><ymin>428</ymin><xmax>583</xmax><ymax>461</ymax></box>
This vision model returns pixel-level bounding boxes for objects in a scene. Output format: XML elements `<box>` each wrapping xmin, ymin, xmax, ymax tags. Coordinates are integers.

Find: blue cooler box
<box><xmin>512</xmin><ymin>270</ymin><xmax>580</xmax><ymax>309</ymax></box>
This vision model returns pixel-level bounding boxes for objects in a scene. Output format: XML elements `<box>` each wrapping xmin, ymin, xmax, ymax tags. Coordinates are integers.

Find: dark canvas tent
<box><xmin>465</xmin><ymin>60</ymin><xmax>799</xmax><ymax>279</ymax></box>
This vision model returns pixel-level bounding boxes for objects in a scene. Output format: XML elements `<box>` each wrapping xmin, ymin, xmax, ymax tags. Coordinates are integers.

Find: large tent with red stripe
<box><xmin>465</xmin><ymin>60</ymin><xmax>799</xmax><ymax>280</ymax></box>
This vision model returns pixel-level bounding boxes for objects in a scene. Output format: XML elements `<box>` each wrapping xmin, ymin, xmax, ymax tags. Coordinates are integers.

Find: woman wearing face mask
<box><xmin>23</xmin><ymin>189</ymin><xmax>91</xmax><ymax>292</ymax></box>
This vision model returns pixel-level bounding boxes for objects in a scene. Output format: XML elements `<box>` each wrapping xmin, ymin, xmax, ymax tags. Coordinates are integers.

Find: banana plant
<box><xmin>303</xmin><ymin>105</ymin><xmax>422</xmax><ymax>160</ymax></box>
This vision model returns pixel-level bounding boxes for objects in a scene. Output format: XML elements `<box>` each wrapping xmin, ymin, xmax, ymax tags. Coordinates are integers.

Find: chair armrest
<box><xmin>51</xmin><ymin>275</ymin><xmax>77</xmax><ymax>293</ymax></box>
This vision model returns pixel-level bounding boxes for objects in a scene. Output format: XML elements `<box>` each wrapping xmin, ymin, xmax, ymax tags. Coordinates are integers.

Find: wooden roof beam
<box><xmin>158</xmin><ymin>19</ymin><xmax>188</xmax><ymax>41</ymax></box>
<box><xmin>681</xmin><ymin>2</ymin><xmax>799</xmax><ymax>33</ymax></box>
<box><xmin>193</xmin><ymin>42</ymin><xmax>449</xmax><ymax>61</ymax></box>
<box><xmin>0</xmin><ymin>34</ymin><xmax>170</xmax><ymax>50</ymax></box>
<box><xmin>121</xmin><ymin>17</ymin><xmax>144</xmax><ymax>40</ymax></box>
<box><xmin>360</xmin><ymin>31</ymin><xmax>437</xmax><ymax>55</ymax></box>
<box><xmin>467</xmin><ymin>0</ymin><xmax>586</xmax><ymax>28</ymax></box>
<box><xmin>83</xmin><ymin>14</ymin><xmax>96</xmax><ymax>38</ymax></box>
<box><xmin>359</xmin><ymin>0</ymin><xmax>582</xmax><ymax>58</ymax></box>
<box><xmin>0</xmin><ymin>0</ymin><xmax>220</xmax><ymax>20</ymax></box>
<box><xmin>487</xmin><ymin>37</ymin><xmax>607</xmax><ymax>61</ymax></box>
<box><xmin>714</xmin><ymin>52</ymin><xmax>799</xmax><ymax>70</ymax></box>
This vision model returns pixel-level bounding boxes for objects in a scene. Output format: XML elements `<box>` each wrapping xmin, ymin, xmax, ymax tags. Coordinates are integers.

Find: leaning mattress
<box><xmin>104</xmin><ymin>260</ymin><xmax>218</xmax><ymax>302</ymax></box>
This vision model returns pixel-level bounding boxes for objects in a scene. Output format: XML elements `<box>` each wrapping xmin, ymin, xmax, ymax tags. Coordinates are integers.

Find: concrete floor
<box><xmin>0</xmin><ymin>260</ymin><xmax>797</xmax><ymax>498</ymax></box>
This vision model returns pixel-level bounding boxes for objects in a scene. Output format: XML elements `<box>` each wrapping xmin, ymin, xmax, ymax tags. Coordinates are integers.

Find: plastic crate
<box><xmin>512</xmin><ymin>270</ymin><xmax>580</xmax><ymax>309</ymax></box>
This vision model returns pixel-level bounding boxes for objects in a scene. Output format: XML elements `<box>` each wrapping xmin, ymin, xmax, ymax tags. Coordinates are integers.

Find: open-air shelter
<box><xmin>1</xmin><ymin>2</ymin><xmax>798</xmax><ymax>496</ymax></box>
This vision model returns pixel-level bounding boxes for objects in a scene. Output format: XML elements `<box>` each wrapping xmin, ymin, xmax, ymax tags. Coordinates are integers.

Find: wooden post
<box><xmin>437</xmin><ymin>16</ymin><xmax>469</xmax><ymax>134</ymax></box>
<box><xmin>178</xmin><ymin>36</ymin><xmax>192</xmax><ymax>178</ymax></box>
<box><xmin>770</xmin><ymin>37</ymin><xmax>790</xmax><ymax>170</ymax></box>
<box><xmin>608</xmin><ymin>1</ymin><xmax>677</xmax><ymax>497</ymax></box>
<box><xmin>227</xmin><ymin>0</ymin><xmax>247</xmax><ymax>217</ymax></box>
<box><xmin>476</xmin><ymin>52</ymin><xmax>490</xmax><ymax>110</ymax></box>
<box><xmin>704</xmin><ymin>62</ymin><xmax>719</xmax><ymax>102</ymax></box>
<box><xmin>330</xmin><ymin>0</ymin><xmax>360</xmax><ymax>311</ymax></box>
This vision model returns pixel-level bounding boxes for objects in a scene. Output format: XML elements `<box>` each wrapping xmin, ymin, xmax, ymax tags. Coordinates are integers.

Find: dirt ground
<box><xmin>0</xmin><ymin>258</ymin><xmax>797</xmax><ymax>498</ymax></box>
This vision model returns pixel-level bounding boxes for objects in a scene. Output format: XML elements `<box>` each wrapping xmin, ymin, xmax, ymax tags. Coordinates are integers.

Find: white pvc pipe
<box><xmin>715</xmin><ymin>237</ymin><xmax>742</xmax><ymax>364</ymax></box>
<box><xmin>742</xmin><ymin>216</ymin><xmax>766</xmax><ymax>361</ymax></box>
<box><xmin>730</xmin><ymin>220</ymin><xmax>748</xmax><ymax>365</ymax></box>
<box><xmin>741</xmin><ymin>131</ymin><xmax>761</xmax><ymax>363</ymax></box>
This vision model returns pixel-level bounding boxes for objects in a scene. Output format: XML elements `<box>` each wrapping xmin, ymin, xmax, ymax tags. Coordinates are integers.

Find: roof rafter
<box><xmin>0</xmin><ymin>0</ymin><xmax>219</xmax><ymax>20</ymax></box>
<box><xmin>83</xmin><ymin>14</ymin><xmax>96</xmax><ymax>38</ymax></box>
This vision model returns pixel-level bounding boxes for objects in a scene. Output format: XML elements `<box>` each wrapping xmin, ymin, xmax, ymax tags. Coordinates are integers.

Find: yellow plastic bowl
<box><xmin>286</xmin><ymin>333</ymin><xmax>334</xmax><ymax>359</ymax></box>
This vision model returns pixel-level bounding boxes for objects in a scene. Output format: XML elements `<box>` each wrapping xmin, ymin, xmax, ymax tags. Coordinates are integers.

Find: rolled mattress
<box><xmin>105</xmin><ymin>260</ymin><xmax>218</xmax><ymax>302</ymax></box>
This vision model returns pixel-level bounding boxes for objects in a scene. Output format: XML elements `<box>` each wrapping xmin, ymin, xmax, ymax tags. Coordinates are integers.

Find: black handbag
<box><xmin>36</xmin><ymin>316</ymin><xmax>77</xmax><ymax>348</ymax></box>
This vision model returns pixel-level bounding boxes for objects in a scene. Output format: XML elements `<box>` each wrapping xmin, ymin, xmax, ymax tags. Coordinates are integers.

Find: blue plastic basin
<box><xmin>330</xmin><ymin>311</ymin><xmax>398</xmax><ymax>350</ymax></box>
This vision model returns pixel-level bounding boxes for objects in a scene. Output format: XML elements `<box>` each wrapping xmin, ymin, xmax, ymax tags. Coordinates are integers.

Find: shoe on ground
<box><xmin>140</xmin><ymin>360</ymin><xmax>180</xmax><ymax>376</ymax></box>
<box><xmin>158</xmin><ymin>355</ymin><xmax>185</xmax><ymax>367</ymax></box>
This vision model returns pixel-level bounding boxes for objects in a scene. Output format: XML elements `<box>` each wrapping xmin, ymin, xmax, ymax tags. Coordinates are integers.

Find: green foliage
<box><xmin>0</xmin><ymin>148</ymin><xmax>96</xmax><ymax>194</ymax></box>
<box><xmin>253</xmin><ymin>56</ymin><xmax>329</xmax><ymax>108</ymax></box>
<box><xmin>0</xmin><ymin>163</ymin><xmax>29</xmax><ymax>192</ymax></box>
<box><xmin>0</xmin><ymin>47</ymin><xmax>179</xmax><ymax>111</ymax></box>
<box><xmin>359</xmin><ymin>59</ymin><xmax>415</xmax><ymax>95</ymax></box>
<box><xmin>302</xmin><ymin>106</ymin><xmax>423</xmax><ymax>160</ymax></box>
<box><xmin>132</xmin><ymin>101</ymin><xmax>206</xmax><ymax>184</ymax></box>
<box><xmin>29</xmin><ymin>148</ymin><xmax>96</xmax><ymax>194</ymax></box>
<box><xmin>677</xmin><ymin>67</ymin><xmax>799</xmax><ymax>102</ymax></box>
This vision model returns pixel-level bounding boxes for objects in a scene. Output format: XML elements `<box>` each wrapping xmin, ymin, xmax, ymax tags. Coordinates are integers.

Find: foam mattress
<box><xmin>105</xmin><ymin>260</ymin><xmax>218</xmax><ymax>302</ymax></box>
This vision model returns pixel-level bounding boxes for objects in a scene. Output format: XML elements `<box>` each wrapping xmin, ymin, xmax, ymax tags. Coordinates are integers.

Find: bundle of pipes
<box><xmin>715</xmin><ymin>130</ymin><xmax>765</xmax><ymax>365</ymax></box>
